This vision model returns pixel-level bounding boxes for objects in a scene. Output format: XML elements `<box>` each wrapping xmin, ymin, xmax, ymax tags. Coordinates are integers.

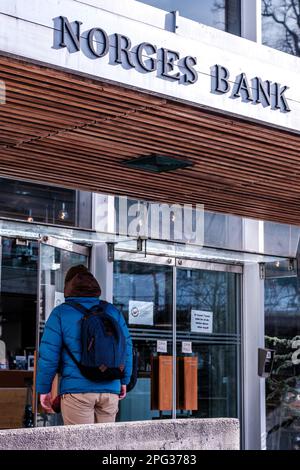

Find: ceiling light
<box><xmin>58</xmin><ymin>202</ymin><xmax>69</xmax><ymax>221</ymax></box>
<box><xmin>122</xmin><ymin>154</ymin><xmax>194</xmax><ymax>173</ymax></box>
<box><xmin>27</xmin><ymin>209</ymin><xmax>34</xmax><ymax>223</ymax></box>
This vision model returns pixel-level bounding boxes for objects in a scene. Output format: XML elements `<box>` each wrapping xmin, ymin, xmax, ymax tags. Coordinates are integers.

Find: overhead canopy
<box><xmin>0</xmin><ymin>55</ymin><xmax>299</xmax><ymax>225</ymax></box>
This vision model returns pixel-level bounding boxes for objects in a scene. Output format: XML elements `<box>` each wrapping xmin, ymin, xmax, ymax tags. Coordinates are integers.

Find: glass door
<box><xmin>0</xmin><ymin>236</ymin><xmax>38</xmax><ymax>429</ymax></box>
<box><xmin>34</xmin><ymin>236</ymin><xmax>90</xmax><ymax>426</ymax></box>
<box><xmin>175</xmin><ymin>259</ymin><xmax>242</xmax><ymax>420</ymax></box>
<box><xmin>113</xmin><ymin>254</ymin><xmax>174</xmax><ymax>422</ymax></box>
<box><xmin>113</xmin><ymin>252</ymin><xmax>242</xmax><ymax>423</ymax></box>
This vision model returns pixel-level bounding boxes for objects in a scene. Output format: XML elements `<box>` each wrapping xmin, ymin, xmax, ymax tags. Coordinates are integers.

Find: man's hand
<box><xmin>119</xmin><ymin>385</ymin><xmax>127</xmax><ymax>400</ymax></box>
<box><xmin>40</xmin><ymin>393</ymin><xmax>54</xmax><ymax>413</ymax></box>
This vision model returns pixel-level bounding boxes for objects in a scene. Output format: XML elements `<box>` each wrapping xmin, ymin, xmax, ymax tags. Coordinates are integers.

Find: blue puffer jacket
<box><xmin>36</xmin><ymin>297</ymin><xmax>133</xmax><ymax>395</ymax></box>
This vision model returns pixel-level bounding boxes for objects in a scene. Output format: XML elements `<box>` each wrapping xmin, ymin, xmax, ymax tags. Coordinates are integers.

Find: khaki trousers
<box><xmin>61</xmin><ymin>393</ymin><xmax>119</xmax><ymax>425</ymax></box>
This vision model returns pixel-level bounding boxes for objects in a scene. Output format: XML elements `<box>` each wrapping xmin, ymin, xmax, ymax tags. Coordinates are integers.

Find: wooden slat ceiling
<box><xmin>0</xmin><ymin>54</ymin><xmax>300</xmax><ymax>225</ymax></box>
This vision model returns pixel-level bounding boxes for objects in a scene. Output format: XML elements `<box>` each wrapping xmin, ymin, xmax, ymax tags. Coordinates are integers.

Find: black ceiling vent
<box><xmin>122</xmin><ymin>154</ymin><xmax>194</xmax><ymax>173</ymax></box>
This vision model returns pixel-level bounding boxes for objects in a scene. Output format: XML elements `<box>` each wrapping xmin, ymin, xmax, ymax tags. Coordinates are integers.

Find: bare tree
<box><xmin>262</xmin><ymin>0</ymin><xmax>300</xmax><ymax>56</ymax></box>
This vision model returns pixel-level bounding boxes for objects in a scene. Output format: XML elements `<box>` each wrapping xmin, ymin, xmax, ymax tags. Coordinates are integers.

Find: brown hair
<box><xmin>64</xmin><ymin>265</ymin><xmax>101</xmax><ymax>298</ymax></box>
<box><xmin>64</xmin><ymin>264</ymin><xmax>89</xmax><ymax>284</ymax></box>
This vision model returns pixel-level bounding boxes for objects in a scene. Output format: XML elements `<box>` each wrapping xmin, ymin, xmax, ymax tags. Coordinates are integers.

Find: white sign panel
<box><xmin>0</xmin><ymin>0</ymin><xmax>300</xmax><ymax>132</ymax></box>
<box><xmin>182</xmin><ymin>341</ymin><xmax>192</xmax><ymax>354</ymax></box>
<box><xmin>129</xmin><ymin>300</ymin><xmax>154</xmax><ymax>326</ymax></box>
<box><xmin>191</xmin><ymin>310</ymin><xmax>213</xmax><ymax>334</ymax></box>
<box><xmin>54</xmin><ymin>291</ymin><xmax>65</xmax><ymax>308</ymax></box>
<box><xmin>157</xmin><ymin>340</ymin><xmax>167</xmax><ymax>353</ymax></box>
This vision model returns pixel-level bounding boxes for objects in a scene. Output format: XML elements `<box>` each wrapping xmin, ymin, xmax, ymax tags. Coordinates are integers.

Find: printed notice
<box><xmin>128</xmin><ymin>300</ymin><xmax>154</xmax><ymax>326</ymax></box>
<box><xmin>182</xmin><ymin>341</ymin><xmax>192</xmax><ymax>354</ymax></box>
<box><xmin>191</xmin><ymin>310</ymin><xmax>213</xmax><ymax>334</ymax></box>
<box><xmin>157</xmin><ymin>340</ymin><xmax>167</xmax><ymax>353</ymax></box>
<box><xmin>54</xmin><ymin>291</ymin><xmax>65</xmax><ymax>307</ymax></box>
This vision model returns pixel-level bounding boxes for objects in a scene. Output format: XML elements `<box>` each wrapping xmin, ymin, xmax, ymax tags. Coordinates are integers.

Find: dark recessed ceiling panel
<box><xmin>122</xmin><ymin>154</ymin><xmax>194</xmax><ymax>173</ymax></box>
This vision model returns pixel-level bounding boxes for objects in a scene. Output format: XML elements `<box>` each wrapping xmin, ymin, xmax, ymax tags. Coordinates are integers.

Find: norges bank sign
<box><xmin>58</xmin><ymin>16</ymin><xmax>291</xmax><ymax>113</ymax></box>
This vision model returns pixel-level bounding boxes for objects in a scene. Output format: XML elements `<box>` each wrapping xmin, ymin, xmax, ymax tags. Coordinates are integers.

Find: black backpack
<box><xmin>64</xmin><ymin>300</ymin><xmax>127</xmax><ymax>382</ymax></box>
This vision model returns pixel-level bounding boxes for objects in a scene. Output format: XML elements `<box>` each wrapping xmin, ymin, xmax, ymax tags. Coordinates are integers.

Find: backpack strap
<box><xmin>62</xmin><ymin>341</ymin><xmax>81</xmax><ymax>367</ymax></box>
<box><xmin>62</xmin><ymin>301</ymin><xmax>90</xmax><ymax>367</ymax></box>
<box><xmin>64</xmin><ymin>300</ymin><xmax>90</xmax><ymax>316</ymax></box>
<box><xmin>62</xmin><ymin>300</ymin><xmax>109</xmax><ymax>367</ymax></box>
<box><xmin>65</xmin><ymin>300</ymin><xmax>108</xmax><ymax>317</ymax></box>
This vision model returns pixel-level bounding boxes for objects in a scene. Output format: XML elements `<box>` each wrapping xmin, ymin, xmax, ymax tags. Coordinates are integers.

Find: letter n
<box><xmin>60</xmin><ymin>16</ymin><xmax>82</xmax><ymax>51</ymax></box>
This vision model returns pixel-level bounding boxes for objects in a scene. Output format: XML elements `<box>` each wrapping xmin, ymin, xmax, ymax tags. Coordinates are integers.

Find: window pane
<box><xmin>113</xmin><ymin>260</ymin><xmax>173</xmax><ymax>422</ymax></box>
<box><xmin>204</xmin><ymin>211</ymin><xmax>243</xmax><ymax>250</ymax></box>
<box><xmin>136</xmin><ymin>0</ymin><xmax>241</xmax><ymax>36</ymax></box>
<box><xmin>0</xmin><ymin>237</ymin><xmax>38</xmax><ymax>429</ymax></box>
<box><xmin>176</xmin><ymin>269</ymin><xmax>239</xmax><ymax>335</ymax></box>
<box><xmin>264</xmin><ymin>221</ymin><xmax>300</xmax><ymax>257</ymax></box>
<box><xmin>0</xmin><ymin>178</ymin><xmax>77</xmax><ymax>227</ymax></box>
<box><xmin>262</xmin><ymin>0</ymin><xmax>300</xmax><ymax>56</ymax></box>
<box><xmin>113</xmin><ymin>260</ymin><xmax>173</xmax><ymax>331</ymax></box>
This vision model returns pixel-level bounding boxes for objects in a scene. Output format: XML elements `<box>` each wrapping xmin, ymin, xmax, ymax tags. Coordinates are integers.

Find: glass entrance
<box><xmin>113</xmin><ymin>256</ymin><xmax>173</xmax><ymax>421</ymax></box>
<box><xmin>0</xmin><ymin>236</ymin><xmax>38</xmax><ymax>429</ymax></box>
<box><xmin>176</xmin><ymin>260</ymin><xmax>241</xmax><ymax>419</ymax></box>
<box><xmin>0</xmin><ymin>234</ymin><xmax>89</xmax><ymax>429</ymax></box>
<box><xmin>35</xmin><ymin>236</ymin><xmax>90</xmax><ymax>426</ymax></box>
<box><xmin>113</xmin><ymin>253</ymin><xmax>242</xmax><ymax>423</ymax></box>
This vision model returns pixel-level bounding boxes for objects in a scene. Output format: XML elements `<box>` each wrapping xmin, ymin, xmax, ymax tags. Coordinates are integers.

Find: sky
<box><xmin>136</xmin><ymin>0</ymin><xmax>225</xmax><ymax>30</ymax></box>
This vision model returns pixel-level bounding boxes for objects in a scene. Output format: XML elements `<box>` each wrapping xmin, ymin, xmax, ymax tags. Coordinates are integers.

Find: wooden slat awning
<box><xmin>0</xmin><ymin>55</ymin><xmax>300</xmax><ymax>225</ymax></box>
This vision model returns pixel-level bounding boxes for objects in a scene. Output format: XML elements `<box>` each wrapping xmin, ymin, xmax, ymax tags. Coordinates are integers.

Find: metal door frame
<box><xmin>39</xmin><ymin>235</ymin><xmax>90</xmax><ymax>257</ymax></box>
<box><xmin>114</xmin><ymin>251</ymin><xmax>243</xmax><ymax>425</ymax></box>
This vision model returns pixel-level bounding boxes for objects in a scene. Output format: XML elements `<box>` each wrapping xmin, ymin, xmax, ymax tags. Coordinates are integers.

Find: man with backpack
<box><xmin>36</xmin><ymin>265</ymin><xmax>133</xmax><ymax>425</ymax></box>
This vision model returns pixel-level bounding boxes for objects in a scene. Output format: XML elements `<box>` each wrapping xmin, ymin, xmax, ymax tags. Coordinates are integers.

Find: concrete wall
<box><xmin>0</xmin><ymin>419</ymin><xmax>240</xmax><ymax>450</ymax></box>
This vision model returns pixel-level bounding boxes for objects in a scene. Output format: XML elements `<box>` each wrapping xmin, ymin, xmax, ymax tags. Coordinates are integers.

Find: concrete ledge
<box><xmin>0</xmin><ymin>418</ymin><xmax>240</xmax><ymax>450</ymax></box>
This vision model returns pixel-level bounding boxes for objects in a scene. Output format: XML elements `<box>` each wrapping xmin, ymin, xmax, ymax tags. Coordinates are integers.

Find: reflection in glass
<box><xmin>176</xmin><ymin>268</ymin><xmax>241</xmax><ymax>419</ymax></box>
<box><xmin>0</xmin><ymin>237</ymin><xmax>38</xmax><ymax>429</ymax></box>
<box><xmin>204</xmin><ymin>212</ymin><xmax>243</xmax><ymax>251</ymax></box>
<box><xmin>176</xmin><ymin>343</ymin><xmax>238</xmax><ymax>418</ymax></box>
<box><xmin>113</xmin><ymin>260</ymin><xmax>241</xmax><ymax>422</ymax></box>
<box><xmin>37</xmin><ymin>244</ymin><xmax>88</xmax><ymax>427</ymax></box>
<box><xmin>113</xmin><ymin>261</ymin><xmax>173</xmax><ymax>330</ymax></box>
<box><xmin>136</xmin><ymin>0</ymin><xmax>241</xmax><ymax>35</ymax></box>
<box><xmin>39</xmin><ymin>246</ymin><xmax>88</xmax><ymax>335</ymax></box>
<box><xmin>264</xmin><ymin>221</ymin><xmax>300</xmax><ymax>258</ymax></box>
<box><xmin>177</xmin><ymin>269</ymin><xmax>238</xmax><ymax>334</ymax></box>
<box><xmin>0</xmin><ymin>178</ymin><xmax>77</xmax><ymax>227</ymax></box>
<box><xmin>113</xmin><ymin>260</ymin><xmax>173</xmax><ymax>421</ymax></box>
<box><xmin>265</xmin><ymin>273</ymin><xmax>300</xmax><ymax>450</ymax></box>
<box><xmin>0</xmin><ymin>238</ymin><xmax>38</xmax><ymax>368</ymax></box>
<box><xmin>262</xmin><ymin>0</ymin><xmax>300</xmax><ymax>56</ymax></box>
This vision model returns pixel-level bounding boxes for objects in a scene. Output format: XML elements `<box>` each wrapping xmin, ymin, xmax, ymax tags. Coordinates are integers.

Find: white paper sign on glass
<box><xmin>54</xmin><ymin>291</ymin><xmax>65</xmax><ymax>308</ymax></box>
<box><xmin>191</xmin><ymin>310</ymin><xmax>213</xmax><ymax>334</ymax></box>
<box><xmin>157</xmin><ymin>340</ymin><xmax>167</xmax><ymax>353</ymax></box>
<box><xmin>182</xmin><ymin>341</ymin><xmax>192</xmax><ymax>354</ymax></box>
<box><xmin>128</xmin><ymin>300</ymin><xmax>154</xmax><ymax>326</ymax></box>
